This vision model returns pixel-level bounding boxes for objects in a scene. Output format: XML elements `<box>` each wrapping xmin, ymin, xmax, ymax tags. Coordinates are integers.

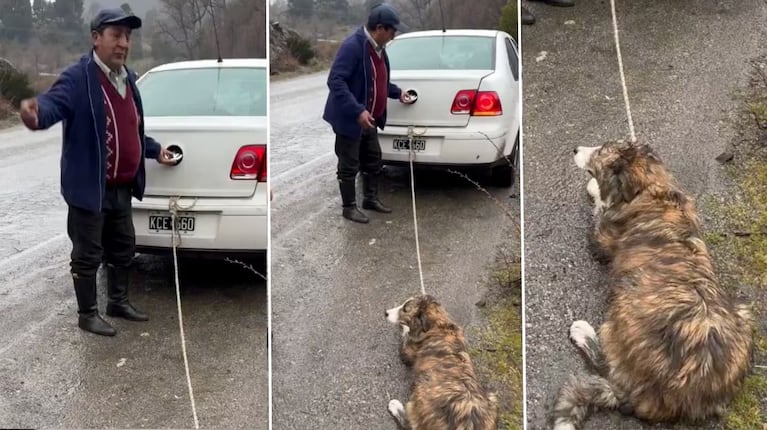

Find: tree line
<box><xmin>273</xmin><ymin>0</ymin><xmax>513</xmax><ymax>39</ymax></box>
<box><xmin>0</xmin><ymin>0</ymin><xmax>266</xmax><ymax>75</ymax></box>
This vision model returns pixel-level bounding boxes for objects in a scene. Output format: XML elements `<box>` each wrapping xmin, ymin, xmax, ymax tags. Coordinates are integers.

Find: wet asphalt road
<box><xmin>269</xmin><ymin>73</ymin><xmax>520</xmax><ymax>428</ymax></box>
<box><xmin>522</xmin><ymin>0</ymin><xmax>767</xmax><ymax>429</ymax></box>
<box><xmin>0</xmin><ymin>125</ymin><xmax>268</xmax><ymax>429</ymax></box>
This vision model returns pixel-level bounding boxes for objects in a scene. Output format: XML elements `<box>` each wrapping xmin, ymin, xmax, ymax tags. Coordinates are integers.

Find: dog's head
<box><xmin>573</xmin><ymin>138</ymin><xmax>667</xmax><ymax>206</ymax></box>
<box><xmin>385</xmin><ymin>295</ymin><xmax>449</xmax><ymax>336</ymax></box>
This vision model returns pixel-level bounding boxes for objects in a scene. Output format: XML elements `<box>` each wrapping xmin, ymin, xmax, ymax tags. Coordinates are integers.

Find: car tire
<box><xmin>489</xmin><ymin>163</ymin><xmax>513</xmax><ymax>187</ymax></box>
<box><xmin>488</xmin><ymin>133</ymin><xmax>519</xmax><ymax>188</ymax></box>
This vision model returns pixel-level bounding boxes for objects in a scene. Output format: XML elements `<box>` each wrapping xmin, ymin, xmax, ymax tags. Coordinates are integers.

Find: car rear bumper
<box><xmin>132</xmin><ymin>193</ymin><xmax>268</xmax><ymax>252</ymax></box>
<box><xmin>133</xmin><ymin>246</ymin><xmax>266</xmax><ymax>261</ymax></box>
<box><xmin>379</xmin><ymin>125</ymin><xmax>510</xmax><ymax>166</ymax></box>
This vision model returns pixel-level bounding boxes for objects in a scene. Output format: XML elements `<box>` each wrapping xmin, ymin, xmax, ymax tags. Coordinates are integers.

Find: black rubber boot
<box><xmin>73</xmin><ymin>273</ymin><xmax>116</xmax><ymax>336</ymax></box>
<box><xmin>105</xmin><ymin>264</ymin><xmax>148</xmax><ymax>322</ymax></box>
<box><xmin>361</xmin><ymin>172</ymin><xmax>392</xmax><ymax>213</ymax></box>
<box><xmin>339</xmin><ymin>180</ymin><xmax>369</xmax><ymax>223</ymax></box>
<box><xmin>343</xmin><ymin>206</ymin><xmax>370</xmax><ymax>223</ymax></box>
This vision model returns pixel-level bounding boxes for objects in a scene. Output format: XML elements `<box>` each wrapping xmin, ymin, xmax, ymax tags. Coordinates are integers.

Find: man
<box><xmin>322</xmin><ymin>3</ymin><xmax>415</xmax><ymax>224</ymax></box>
<box><xmin>19</xmin><ymin>8</ymin><xmax>177</xmax><ymax>336</ymax></box>
<box><xmin>523</xmin><ymin>0</ymin><xmax>575</xmax><ymax>26</ymax></box>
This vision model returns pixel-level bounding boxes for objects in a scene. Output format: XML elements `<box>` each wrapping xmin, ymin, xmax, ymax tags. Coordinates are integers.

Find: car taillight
<box><xmin>473</xmin><ymin>91</ymin><xmax>502</xmax><ymax>116</ymax></box>
<box><xmin>451</xmin><ymin>90</ymin><xmax>503</xmax><ymax>116</ymax></box>
<box><xmin>451</xmin><ymin>90</ymin><xmax>476</xmax><ymax>114</ymax></box>
<box><xmin>231</xmin><ymin>145</ymin><xmax>267</xmax><ymax>182</ymax></box>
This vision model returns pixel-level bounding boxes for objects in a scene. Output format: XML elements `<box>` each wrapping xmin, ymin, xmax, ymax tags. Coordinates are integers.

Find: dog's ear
<box><xmin>417</xmin><ymin>296</ymin><xmax>434</xmax><ymax>332</ymax></box>
<box><xmin>611</xmin><ymin>155</ymin><xmax>641</xmax><ymax>203</ymax></box>
<box><xmin>638</xmin><ymin>143</ymin><xmax>661</xmax><ymax>163</ymax></box>
<box><xmin>419</xmin><ymin>312</ymin><xmax>431</xmax><ymax>332</ymax></box>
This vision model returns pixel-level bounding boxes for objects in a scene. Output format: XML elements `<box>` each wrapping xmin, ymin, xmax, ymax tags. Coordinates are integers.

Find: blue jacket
<box><xmin>35</xmin><ymin>52</ymin><xmax>161</xmax><ymax>213</ymax></box>
<box><xmin>322</xmin><ymin>26</ymin><xmax>402</xmax><ymax>140</ymax></box>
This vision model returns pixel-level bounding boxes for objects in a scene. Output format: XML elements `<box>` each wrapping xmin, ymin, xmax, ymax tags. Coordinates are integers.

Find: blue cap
<box><xmin>368</xmin><ymin>3</ymin><xmax>407</xmax><ymax>32</ymax></box>
<box><xmin>90</xmin><ymin>8</ymin><xmax>142</xmax><ymax>32</ymax></box>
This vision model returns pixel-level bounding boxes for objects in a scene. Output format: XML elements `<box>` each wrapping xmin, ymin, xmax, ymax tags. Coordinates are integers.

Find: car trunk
<box><xmin>142</xmin><ymin>116</ymin><xmax>267</xmax><ymax>198</ymax></box>
<box><xmin>386</xmin><ymin>70</ymin><xmax>493</xmax><ymax>128</ymax></box>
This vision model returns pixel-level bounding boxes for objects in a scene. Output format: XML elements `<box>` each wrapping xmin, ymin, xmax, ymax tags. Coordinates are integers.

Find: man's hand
<box><xmin>357</xmin><ymin>110</ymin><xmax>376</xmax><ymax>129</ymax></box>
<box><xmin>157</xmin><ymin>147</ymin><xmax>179</xmax><ymax>166</ymax></box>
<box><xmin>19</xmin><ymin>98</ymin><xmax>39</xmax><ymax>130</ymax></box>
<box><xmin>399</xmin><ymin>92</ymin><xmax>415</xmax><ymax>105</ymax></box>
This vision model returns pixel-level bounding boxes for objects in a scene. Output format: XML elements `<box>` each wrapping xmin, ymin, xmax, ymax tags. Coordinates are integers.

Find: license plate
<box><xmin>393</xmin><ymin>137</ymin><xmax>426</xmax><ymax>151</ymax></box>
<box><xmin>149</xmin><ymin>214</ymin><xmax>195</xmax><ymax>232</ymax></box>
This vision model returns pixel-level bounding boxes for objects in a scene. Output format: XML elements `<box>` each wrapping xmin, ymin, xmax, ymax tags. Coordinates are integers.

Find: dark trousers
<box><xmin>67</xmin><ymin>184</ymin><xmax>136</xmax><ymax>277</ymax></box>
<box><xmin>335</xmin><ymin>127</ymin><xmax>384</xmax><ymax>184</ymax></box>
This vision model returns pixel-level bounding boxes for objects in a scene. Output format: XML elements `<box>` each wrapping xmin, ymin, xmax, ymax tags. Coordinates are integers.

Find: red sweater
<box><xmin>97</xmin><ymin>70</ymin><xmax>141</xmax><ymax>185</ymax></box>
<box><xmin>367</xmin><ymin>44</ymin><xmax>389</xmax><ymax>119</ymax></box>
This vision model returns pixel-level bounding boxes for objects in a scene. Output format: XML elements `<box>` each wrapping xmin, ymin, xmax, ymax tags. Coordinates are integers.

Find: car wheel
<box><xmin>489</xmin><ymin>163</ymin><xmax>513</xmax><ymax>187</ymax></box>
<box><xmin>488</xmin><ymin>132</ymin><xmax>518</xmax><ymax>188</ymax></box>
<box><xmin>510</xmin><ymin>132</ymin><xmax>520</xmax><ymax>172</ymax></box>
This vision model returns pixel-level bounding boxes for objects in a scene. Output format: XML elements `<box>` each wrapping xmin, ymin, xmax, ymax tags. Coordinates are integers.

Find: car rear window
<box><xmin>386</xmin><ymin>35</ymin><xmax>495</xmax><ymax>71</ymax></box>
<box><xmin>138</xmin><ymin>67</ymin><xmax>267</xmax><ymax>117</ymax></box>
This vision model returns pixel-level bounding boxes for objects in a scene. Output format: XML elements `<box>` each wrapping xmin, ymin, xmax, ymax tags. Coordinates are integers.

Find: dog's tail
<box><xmin>550</xmin><ymin>374</ymin><xmax>627</xmax><ymax>430</ymax></box>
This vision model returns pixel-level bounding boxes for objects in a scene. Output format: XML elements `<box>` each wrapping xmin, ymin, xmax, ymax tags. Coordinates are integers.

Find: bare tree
<box><xmin>221</xmin><ymin>0</ymin><xmax>266</xmax><ymax>58</ymax></box>
<box><xmin>395</xmin><ymin>0</ymin><xmax>432</xmax><ymax>30</ymax></box>
<box><xmin>195</xmin><ymin>0</ymin><xmax>266</xmax><ymax>59</ymax></box>
<box><xmin>157</xmin><ymin>0</ymin><xmax>215</xmax><ymax>59</ymax></box>
<box><xmin>395</xmin><ymin>0</ymin><xmax>506</xmax><ymax>31</ymax></box>
<box><xmin>86</xmin><ymin>1</ymin><xmax>103</xmax><ymax>22</ymax></box>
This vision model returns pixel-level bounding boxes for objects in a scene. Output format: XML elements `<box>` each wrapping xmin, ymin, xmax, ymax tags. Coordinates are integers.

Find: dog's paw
<box><xmin>569</xmin><ymin>320</ymin><xmax>597</xmax><ymax>349</ymax></box>
<box><xmin>552</xmin><ymin>420</ymin><xmax>576</xmax><ymax>430</ymax></box>
<box><xmin>593</xmin><ymin>201</ymin><xmax>606</xmax><ymax>217</ymax></box>
<box><xmin>388</xmin><ymin>399</ymin><xmax>405</xmax><ymax>417</ymax></box>
<box><xmin>709</xmin><ymin>404</ymin><xmax>727</xmax><ymax>417</ymax></box>
<box><xmin>586</xmin><ymin>177</ymin><xmax>600</xmax><ymax>201</ymax></box>
<box><xmin>400</xmin><ymin>324</ymin><xmax>410</xmax><ymax>337</ymax></box>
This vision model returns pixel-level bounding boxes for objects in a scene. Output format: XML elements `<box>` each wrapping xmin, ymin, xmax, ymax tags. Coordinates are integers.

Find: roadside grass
<box><xmin>470</xmin><ymin>242</ymin><xmax>523</xmax><ymax>429</ymax></box>
<box><xmin>0</xmin><ymin>97</ymin><xmax>19</xmax><ymax>129</ymax></box>
<box><xmin>699</xmin><ymin>55</ymin><xmax>767</xmax><ymax>430</ymax></box>
<box><xmin>271</xmin><ymin>40</ymin><xmax>338</xmax><ymax>82</ymax></box>
<box><xmin>270</xmin><ymin>59</ymin><xmax>331</xmax><ymax>82</ymax></box>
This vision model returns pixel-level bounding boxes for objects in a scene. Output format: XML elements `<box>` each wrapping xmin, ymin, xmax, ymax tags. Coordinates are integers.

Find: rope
<box><xmin>406</xmin><ymin>125</ymin><xmax>428</xmax><ymax>296</ymax></box>
<box><xmin>609</xmin><ymin>0</ymin><xmax>637</xmax><ymax>143</ymax></box>
<box><xmin>168</xmin><ymin>196</ymin><xmax>200</xmax><ymax>429</ymax></box>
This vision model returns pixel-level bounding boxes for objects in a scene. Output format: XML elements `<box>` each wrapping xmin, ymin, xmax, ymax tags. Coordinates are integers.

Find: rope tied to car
<box><xmin>168</xmin><ymin>195</ymin><xmax>200</xmax><ymax>429</ymax></box>
<box><xmin>406</xmin><ymin>125</ymin><xmax>428</xmax><ymax>296</ymax></box>
<box><xmin>609</xmin><ymin>0</ymin><xmax>637</xmax><ymax>143</ymax></box>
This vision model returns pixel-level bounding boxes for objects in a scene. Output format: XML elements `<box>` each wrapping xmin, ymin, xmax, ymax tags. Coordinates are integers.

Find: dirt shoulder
<box><xmin>470</xmin><ymin>239</ymin><xmax>523</xmax><ymax>430</ymax></box>
<box><xmin>700</xmin><ymin>54</ymin><xmax>767</xmax><ymax>429</ymax></box>
<box><xmin>270</xmin><ymin>61</ymin><xmax>330</xmax><ymax>82</ymax></box>
<box><xmin>0</xmin><ymin>116</ymin><xmax>19</xmax><ymax>130</ymax></box>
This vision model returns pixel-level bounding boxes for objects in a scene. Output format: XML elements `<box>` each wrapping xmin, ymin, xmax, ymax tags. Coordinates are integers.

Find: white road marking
<box><xmin>0</xmin><ymin>233</ymin><xmax>68</xmax><ymax>272</ymax></box>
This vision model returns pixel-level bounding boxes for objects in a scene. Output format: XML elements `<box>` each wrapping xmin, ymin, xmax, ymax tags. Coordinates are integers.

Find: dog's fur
<box><xmin>552</xmin><ymin>139</ymin><xmax>754</xmax><ymax>429</ymax></box>
<box><xmin>385</xmin><ymin>295</ymin><xmax>499</xmax><ymax>430</ymax></box>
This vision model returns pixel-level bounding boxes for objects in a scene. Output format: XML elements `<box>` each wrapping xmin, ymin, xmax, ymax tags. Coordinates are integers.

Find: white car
<box><xmin>380</xmin><ymin>29</ymin><xmax>520</xmax><ymax>187</ymax></box>
<box><xmin>131</xmin><ymin>59</ymin><xmax>268</xmax><ymax>259</ymax></box>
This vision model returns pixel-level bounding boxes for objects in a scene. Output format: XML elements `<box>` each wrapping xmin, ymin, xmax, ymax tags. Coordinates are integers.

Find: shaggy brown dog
<box><xmin>385</xmin><ymin>295</ymin><xmax>498</xmax><ymax>430</ymax></box>
<box><xmin>552</xmin><ymin>140</ymin><xmax>754</xmax><ymax>429</ymax></box>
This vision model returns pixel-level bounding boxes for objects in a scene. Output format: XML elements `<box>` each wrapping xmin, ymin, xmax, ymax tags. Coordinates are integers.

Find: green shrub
<box><xmin>286</xmin><ymin>34</ymin><xmax>316</xmax><ymax>65</ymax></box>
<box><xmin>0</xmin><ymin>68</ymin><xmax>35</xmax><ymax>109</ymax></box>
<box><xmin>499</xmin><ymin>1</ymin><xmax>518</xmax><ymax>39</ymax></box>
<box><xmin>0</xmin><ymin>98</ymin><xmax>15</xmax><ymax>120</ymax></box>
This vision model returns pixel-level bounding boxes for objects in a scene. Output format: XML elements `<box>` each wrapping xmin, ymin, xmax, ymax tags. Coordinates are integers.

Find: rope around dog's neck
<box><xmin>407</xmin><ymin>125</ymin><xmax>428</xmax><ymax>296</ymax></box>
<box><xmin>610</xmin><ymin>0</ymin><xmax>637</xmax><ymax>143</ymax></box>
<box><xmin>169</xmin><ymin>196</ymin><xmax>200</xmax><ymax>429</ymax></box>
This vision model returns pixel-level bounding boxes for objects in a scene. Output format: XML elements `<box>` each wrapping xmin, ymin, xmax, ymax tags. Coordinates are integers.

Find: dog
<box><xmin>385</xmin><ymin>295</ymin><xmax>499</xmax><ymax>430</ymax></box>
<box><xmin>552</xmin><ymin>139</ymin><xmax>754</xmax><ymax>429</ymax></box>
